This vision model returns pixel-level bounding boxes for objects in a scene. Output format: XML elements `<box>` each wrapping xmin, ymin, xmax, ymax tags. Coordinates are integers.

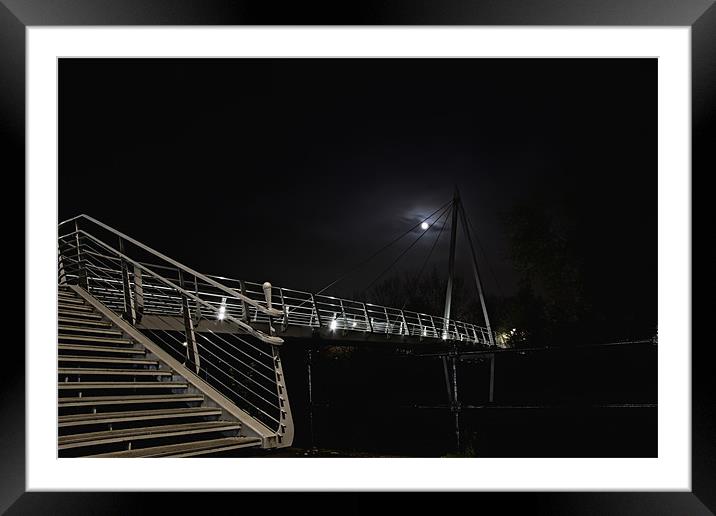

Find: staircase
<box><xmin>58</xmin><ymin>286</ymin><xmax>263</xmax><ymax>457</ymax></box>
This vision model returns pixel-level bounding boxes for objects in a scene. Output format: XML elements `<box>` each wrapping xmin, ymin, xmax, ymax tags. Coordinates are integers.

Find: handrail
<box><xmin>206</xmin><ymin>274</ymin><xmax>495</xmax><ymax>345</ymax></box>
<box><xmin>58</xmin><ymin>229</ymin><xmax>293</xmax><ymax>442</ymax></box>
<box><xmin>59</xmin><ymin>214</ymin><xmax>494</xmax><ymax>346</ymax></box>
<box><xmin>70</xmin><ymin>229</ymin><xmax>283</xmax><ymax>346</ymax></box>
<box><xmin>59</xmin><ymin>214</ymin><xmax>283</xmax><ymax>318</ymax></box>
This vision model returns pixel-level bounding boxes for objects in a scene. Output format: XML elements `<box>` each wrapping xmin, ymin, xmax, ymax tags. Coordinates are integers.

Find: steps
<box><xmin>57</xmin><ymin>286</ymin><xmax>263</xmax><ymax>457</ymax></box>
<box><xmin>90</xmin><ymin>436</ymin><xmax>262</xmax><ymax>458</ymax></box>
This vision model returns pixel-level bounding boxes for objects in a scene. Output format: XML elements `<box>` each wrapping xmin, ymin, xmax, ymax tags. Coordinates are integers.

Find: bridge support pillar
<box><xmin>489</xmin><ymin>353</ymin><xmax>495</xmax><ymax>403</ymax></box>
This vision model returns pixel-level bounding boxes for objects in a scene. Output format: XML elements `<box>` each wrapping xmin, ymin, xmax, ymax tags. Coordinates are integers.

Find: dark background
<box><xmin>59</xmin><ymin>58</ymin><xmax>657</xmax><ymax>347</ymax></box>
<box><xmin>59</xmin><ymin>58</ymin><xmax>657</xmax><ymax>457</ymax></box>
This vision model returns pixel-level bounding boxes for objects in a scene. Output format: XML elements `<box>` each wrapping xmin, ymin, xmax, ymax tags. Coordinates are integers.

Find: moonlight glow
<box><xmin>421</xmin><ymin>222</ymin><xmax>429</xmax><ymax>230</ymax></box>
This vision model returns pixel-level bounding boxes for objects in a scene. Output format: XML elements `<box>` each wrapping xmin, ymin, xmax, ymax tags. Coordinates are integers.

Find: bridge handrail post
<box><xmin>429</xmin><ymin>315</ymin><xmax>438</xmax><ymax>339</ymax></box>
<box><xmin>118</xmin><ymin>237</ymin><xmax>136</xmax><ymax>325</ymax></box>
<box><xmin>383</xmin><ymin>306</ymin><xmax>390</xmax><ymax>334</ymax></box>
<box><xmin>178</xmin><ymin>269</ymin><xmax>200</xmax><ymax>374</ymax></box>
<box><xmin>311</xmin><ymin>294</ymin><xmax>323</xmax><ymax>328</ymax></box>
<box><xmin>400</xmin><ymin>310</ymin><xmax>409</xmax><ymax>336</ymax></box>
<box><xmin>278</xmin><ymin>287</ymin><xmax>289</xmax><ymax>331</ymax></box>
<box><xmin>239</xmin><ymin>280</ymin><xmax>250</xmax><ymax>323</ymax></box>
<box><xmin>263</xmin><ymin>282</ymin><xmax>275</xmax><ymax>336</ymax></box>
<box><xmin>133</xmin><ymin>264</ymin><xmax>144</xmax><ymax>324</ymax></box>
<box><xmin>339</xmin><ymin>299</ymin><xmax>348</xmax><ymax>334</ymax></box>
<box><xmin>362</xmin><ymin>303</ymin><xmax>373</xmax><ymax>332</ymax></box>
<box><xmin>73</xmin><ymin>221</ymin><xmax>89</xmax><ymax>290</ymax></box>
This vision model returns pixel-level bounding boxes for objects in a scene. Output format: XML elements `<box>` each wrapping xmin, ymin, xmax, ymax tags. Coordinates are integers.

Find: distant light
<box><xmin>421</xmin><ymin>222</ymin><xmax>429</xmax><ymax>230</ymax></box>
<box><xmin>442</xmin><ymin>333</ymin><xmax>448</xmax><ymax>341</ymax></box>
<box><xmin>182</xmin><ymin>341</ymin><xmax>188</xmax><ymax>347</ymax></box>
<box><xmin>352</xmin><ymin>321</ymin><xmax>357</xmax><ymax>328</ymax></box>
<box><xmin>218</xmin><ymin>297</ymin><xmax>227</xmax><ymax>320</ymax></box>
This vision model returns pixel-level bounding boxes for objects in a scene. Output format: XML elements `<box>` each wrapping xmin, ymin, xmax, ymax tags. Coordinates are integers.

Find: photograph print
<box><xmin>57</xmin><ymin>57</ymin><xmax>656</xmax><ymax>458</ymax></box>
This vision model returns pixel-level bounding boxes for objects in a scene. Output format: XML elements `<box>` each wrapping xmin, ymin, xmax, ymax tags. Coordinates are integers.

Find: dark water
<box><xmin>279</xmin><ymin>341</ymin><xmax>657</xmax><ymax>457</ymax></box>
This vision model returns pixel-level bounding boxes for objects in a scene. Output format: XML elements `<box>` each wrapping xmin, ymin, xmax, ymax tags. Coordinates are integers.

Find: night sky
<box><xmin>59</xmin><ymin>58</ymin><xmax>656</xmax><ymax>313</ymax></box>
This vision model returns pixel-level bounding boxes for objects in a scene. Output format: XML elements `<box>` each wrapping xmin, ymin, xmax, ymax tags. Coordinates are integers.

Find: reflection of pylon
<box><xmin>441</xmin><ymin>186</ymin><xmax>494</xmax><ymax>453</ymax></box>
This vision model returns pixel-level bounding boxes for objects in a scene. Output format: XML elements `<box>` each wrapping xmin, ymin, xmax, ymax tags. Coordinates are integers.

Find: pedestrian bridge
<box><xmin>57</xmin><ymin>213</ymin><xmax>495</xmax><ymax>457</ymax></box>
<box><xmin>59</xmin><ymin>215</ymin><xmax>495</xmax><ymax>347</ymax></box>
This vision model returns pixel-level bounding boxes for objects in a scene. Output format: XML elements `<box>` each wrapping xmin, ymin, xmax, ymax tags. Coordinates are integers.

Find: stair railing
<box><xmin>58</xmin><ymin>218</ymin><xmax>293</xmax><ymax>446</ymax></box>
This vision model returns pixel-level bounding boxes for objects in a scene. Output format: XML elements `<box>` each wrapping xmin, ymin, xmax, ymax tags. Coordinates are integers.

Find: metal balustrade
<box><xmin>209</xmin><ymin>276</ymin><xmax>495</xmax><ymax>345</ymax></box>
<box><xmin>58</xmin><ymin>216</ymin><xmax>293</xmax><ymax>444</ymax></box>
<box><xmin>59</xmin><ymin>214</ymin><xmax>495</xmax><ymax>347</ymax></box>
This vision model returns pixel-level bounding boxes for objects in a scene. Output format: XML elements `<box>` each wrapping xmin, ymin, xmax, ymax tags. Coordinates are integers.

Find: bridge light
<box><xmin>352</xmin><ymin>321</ymin><xmax>357</xmax><ymax>328</ymax></box>
<box><xmin>421</xmin><ymin>222</ymin><xmax>429</xmax><ymax>230</ymax></box>
<box><xmin>330</xmin><ymin>318</ymin><xmax>338</xmax><ymax>331</ymax></box>
<box><xmin>442</xmin><ymin>333</ymin><xmax>448</xmax><ymax>341</ymax></box>
<box><xmin>218</xmin><ymin>297</ymin><xmax>227</xmax><ymax>320</ymax></box>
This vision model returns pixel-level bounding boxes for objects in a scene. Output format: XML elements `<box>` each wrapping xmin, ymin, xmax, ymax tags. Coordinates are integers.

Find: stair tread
<box><xmin>58</xmin><ymin>325</ymin><xmax>122</xmax><ymax>336</ymax></box>
<box><xmin>58</xmin><ymin>421</ymin><xmax>242</xmax><ymax>448</ymax></box>
<box><xmin>58</xmin><ymin>344</ymin><xmax>145</xmax><ymax>355</ymax></box>
<box><xmin>59</xmin><ymin>406</ymin><xmax>222</xmax><ymax>426</ymax></box>
<box><xmin>58</xmin><ymin>335</ymin><xmax>133</xmax><ymax>344</ymax></box>
<box><xmin>58</xmin><ymin>356</ymin><xmax>158</xmax><ymax>365</ymax></box>
<box><xmin>58</xmin><ymin>317</ymin><xmax>110</xmax><ymax>326</ymax></box>
<box><xmin>58</xmin><ymin>381</ymin><xmax>187</xmax><ymax>389</ymax></box>
<box><xmin>58</xmin><ymin>297</ymin><xmax>87</xmax><ymax>305</ymax></box>
<box><xmin>90</xmin><ymin>436</ymin><xmax>261</xmax><ymax>458</ymax></box>
<box><xmin>57</xmin><ymin>310</ymin><xmax>103</xmax><ymax>324</ymax></box>
<box><xmin>58</xmin><ymin>305</ymin><xmax>94</xmax><ymax>313</ymax></box>
<box><xmin>58</xmin><ymin>368</ymin><xmax>171</xmax><ymax>376</ymax></box>
<box><xmin>59</xmin><ymin>394</ymin><xmax>204</xmax><ymax>406</ymax></box>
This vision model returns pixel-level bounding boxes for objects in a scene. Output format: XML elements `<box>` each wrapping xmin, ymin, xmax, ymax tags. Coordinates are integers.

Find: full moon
<box><xmin>421</xmin><ymin>222</ymin><xmax>429</xmax><ymax>230</ymax></box>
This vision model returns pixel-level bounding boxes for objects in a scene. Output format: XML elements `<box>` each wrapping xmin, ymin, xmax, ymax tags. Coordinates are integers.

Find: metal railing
<box><xmin>207</xmin><ymin>276</ymin><xmax>495</xmax><ymax>345</ymax></box>
<box><xmin>58</xmin><ymin>215</ymin><xmax>292</xmax><ymax>445</ymax></box>
<box><xmin>59</xmin><ymin>215</ymin><xmax>495</xmax><ymax>347</ymax></box>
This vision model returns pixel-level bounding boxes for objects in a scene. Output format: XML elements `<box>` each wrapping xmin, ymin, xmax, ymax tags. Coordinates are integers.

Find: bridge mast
<box><xmin>442</xmin><ymin>186</ymin><xmax>494</xmax><ymax>345</ymax></box>
<box><xmin>442</xmin><ymin>188</ymin><xmax>460</xmax><ymax>335</ymax></box>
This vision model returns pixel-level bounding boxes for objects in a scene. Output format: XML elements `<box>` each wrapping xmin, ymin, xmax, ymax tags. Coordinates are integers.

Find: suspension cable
<box><xmin>364</xmin><ymin>202</ymin><xmax>453</xmax><ymax>293</ymax></box>
<box><xmin>463</xmin><ymin>205</ymin><xmax>506</xmax><ymax>299</ymax></box>
<box><xmin>314</xmin><ymin>199</ymin><xmax>452</xmax><ymax>296</ymax></box>
<box><xmin>401</xmin><ymin>204</ymin><xmax>452</xmax><ymax>310</ymax></box>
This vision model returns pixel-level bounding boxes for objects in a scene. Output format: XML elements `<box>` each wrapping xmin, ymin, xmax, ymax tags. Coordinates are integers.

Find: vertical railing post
<box><xmin>311</xmin><ymin>294</ymin><xmax>323</xmax><ymax>328</ymax></box>
<box><xmin>339</xmin><ymin>299</ymin><xmax>348</xmax><ymax>334</ymax></box>
<box><xmin>278</xmin><ymin>287</ymin><xmax>289</xmax><ymax>332</ymax></box>
<box><xmin>178</xmin><ymin>270</ymin><xmax>200</xmax><ymax>374</ymax></box>
<box><xmin>418</xmin><ymin>314</ymin><xmax>425</xmax><ymax>339</ymax></box>
<box><xmin>239</xmin><ymin>280</ymin><xmax>250</xmax><ymax>323</ymax></box>
<box><xmin>133</xmin><ymin>265</ymin><xmax>144</xmax><ymax>324</ymax></box>
<box><xmin>74</xmin><ymin>221</ymin><xmax>88</xmax><ymax>290</ymax></box>
<box><xmin>430</xmin><ymin>315</ymin><xmax>438</xmax><ymax>339</ymax></box>
<box><xmin>400</xmin><ymin>310</ymin><xmax>409</xmax><ymax>336</ymax></box>
<box><xmin>363</xmin><ymin>303</ymin><xmax>373</xmax><ymax>333</ymax></box>
<box><xmin>383</xmin><ymin>307</ymin><xmax>390</xmax><ymax>334</ymax></box>
<box><xmin>263</xmin><ymin>282</ymin><xmax>275</xmax><ymax>336</ymax></box>
<box><xmin>118</xmin><ymin>238</ymin><xmax>135</xmax><ymax>325</ymax></box>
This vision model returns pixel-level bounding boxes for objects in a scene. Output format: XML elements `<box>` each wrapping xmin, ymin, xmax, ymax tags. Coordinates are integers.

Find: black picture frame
<box><xmin>4</xmin><ymin>1</ymin><xmax>709</xmax><ymax>514</ymax></box>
